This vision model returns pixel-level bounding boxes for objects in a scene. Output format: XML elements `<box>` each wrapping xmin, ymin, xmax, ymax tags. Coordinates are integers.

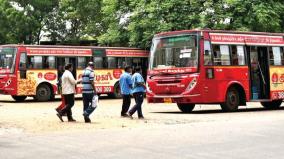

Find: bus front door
<box><xmin>249</xmin><ymin>46</ymin><xmax>270</xmax><ymax>99</ymax></box>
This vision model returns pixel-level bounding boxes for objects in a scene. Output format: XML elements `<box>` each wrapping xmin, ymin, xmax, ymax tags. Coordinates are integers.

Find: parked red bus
<box><xmin>147</xmin><ymin>29</ymin><xmax>284</xmax><ymax>112</ymax></box>
<box><xmin>0</xmin><ymin>45</ymin><xmax>148</xmax><ymax>102</ymax></box>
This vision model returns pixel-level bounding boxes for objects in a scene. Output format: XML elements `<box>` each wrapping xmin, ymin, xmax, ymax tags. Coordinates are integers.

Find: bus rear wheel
<box><xmin>177</xmin><ymin>103</ymin><xmax>195</xmax><ymax>113</ymax></box>
<box><xmin>261</xmin><ymin>100</ymin><xmax>282</xmax><ymax>109</ymax></box>
<box><xmin>35</xmin><ymin>84</ymin><xmax>52</xmax><ymax>102</ymax></box>
<box><xmin>11</xmin><ymin>95</ymin><xmax>27</xmax><ymax>102</ymax></box>
<box><xmin>221</xmin><ymin>87</ymin><xmax>240</xmax><ymax>112</ymax></box>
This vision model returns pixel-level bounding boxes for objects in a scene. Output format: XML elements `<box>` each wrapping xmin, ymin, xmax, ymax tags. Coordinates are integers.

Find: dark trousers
<box><xmin>129</xmin><ymin>92</ymin><xmax>144</xmax><ymax>117</ymax></box>
<box><xmin>60</xmin><ymin>94</ymin><xmax>75</xmax><ymax>120</ymax></box>
<box><xmin>83</xmin><ymin>93</ymin><xmax>96</xmax><ymax>116</ymax></box>
<box><xmin>121</xmin><ymin>94</ymin><xmax>131</xmax><ymax>116</ymax></box>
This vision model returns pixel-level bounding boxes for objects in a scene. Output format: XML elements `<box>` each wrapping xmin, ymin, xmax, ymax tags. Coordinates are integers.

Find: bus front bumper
<box><xmin>147</xmin><ymin>94</ymin><xmax>201</xmax><ymax>103</ymax></box>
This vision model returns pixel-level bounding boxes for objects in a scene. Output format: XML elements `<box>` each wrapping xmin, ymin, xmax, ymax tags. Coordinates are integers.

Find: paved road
<box><xmin>1</xmin><ymin>95</ymin><xmax>284</xmax><ymax>159</ymax></box>
<box><xmin>1</xmin><ymin>116</ymin><xmax>284</xmax><ymax>159</ymax></box>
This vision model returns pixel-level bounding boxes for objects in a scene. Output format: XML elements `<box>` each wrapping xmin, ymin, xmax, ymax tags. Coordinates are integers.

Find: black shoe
<box><xmin>56</xmin><ymin>113</ymin><xmax>64</xmax><ymax>122</ymax></box>
<box><xmin>55</xmin><ymin>108</ymin><xmax>67</xmax><ymax>116</ymax></box>
<box><xmin>121</xmin><ymin>114</ymin><xmax>130</xmax><ymax>118</ymax></box>
<box><xmin>138</xmin><ymin>116</ymin><xmax>145</xmax><ymax>119</ymax></box>
<box><xmin>68</xmin><ymin>118</ymin><xmax>76</xmax><ymax>122</ymax></box>
<box><xmin>84</xmin><ymin>116</ymin><xmax>91</xmax><ymax>123</ymax></box>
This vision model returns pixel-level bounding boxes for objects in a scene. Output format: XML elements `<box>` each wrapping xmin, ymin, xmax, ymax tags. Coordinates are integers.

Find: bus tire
<box><xmin>109</xmin><ymin>83</ymin><xmax>122</xmax><ymax>99</ymax></box>
<box><xmin>35</xmin><ymin>84</ymin><xmax>52</xmax><ymax>102</ymax></box>
<box><xmin>11</xmin><ymin>95</ymin><xmax>27</xmax><ymax>102</ymax></box>
<box><xmin>177</xmin><ymin>103</ymin><xmax>195</xmax><ymax>113</ymax></box>
<box><xmin>221</xmin><ymin>87</ymin><xmax>240</xmax><ymax>112</ymax></box>
<box><xmin>261</xmin><ymin>100</ymin><xmax>282</xmax><ymax>109</ymax></box>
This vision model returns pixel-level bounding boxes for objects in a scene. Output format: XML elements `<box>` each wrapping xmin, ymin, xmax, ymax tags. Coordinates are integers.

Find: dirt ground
<box><xmin>0</xmin><ymin>94</ymin><xmax>284</xmax><ymax>135</ymax></box>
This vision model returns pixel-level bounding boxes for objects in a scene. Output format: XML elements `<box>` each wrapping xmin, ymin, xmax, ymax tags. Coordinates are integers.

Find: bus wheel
<box><xmin>109</xmin><ymin>84</ymin><xmax>122</xmax><ymax>99</ymax></box>
<box><xmin>221</xmin><ymin>87</ymin><xmax>240</xmax><ymax>112</ymax></box>
<box><xmin>177</xmin><ymin>103</ymin><xmax>195</xmax><ymax>113</ymax></box>
<box><xmin>261</xmin><ymin>100</ymin><xmax>282</xmax><ymax>109</ymax></box>
<box><xmin>11</xmin><ymin>95</ymin><xmax>27</xmax><ymax>102</ymax></box>
<box><xmin>35</xmin><ymin>84</ymin><xmax>51</xmax><ymax>102</ymax></box>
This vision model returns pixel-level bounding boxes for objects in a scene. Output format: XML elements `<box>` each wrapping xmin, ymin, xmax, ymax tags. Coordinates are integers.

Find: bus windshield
<box><xmin>0</xmin><ymin>47</ymin><xmax>16</xmax><ymax>74</ymax></box>
<box><xmin>150</xmin><ymin>35</ymin><xmax>198</xmax><ymax>71</ymax></box>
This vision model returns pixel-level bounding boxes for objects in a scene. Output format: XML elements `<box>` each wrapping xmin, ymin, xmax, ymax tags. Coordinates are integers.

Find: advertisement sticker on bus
<box><xmin>270</xmin><ymin>67</ymin><xmax>284</xmax><ymax>99</ymax></box>
<box><xmin>76</xmin><ymin>69</ymin><xmax>123</xmax><ymax>94</ymax></box>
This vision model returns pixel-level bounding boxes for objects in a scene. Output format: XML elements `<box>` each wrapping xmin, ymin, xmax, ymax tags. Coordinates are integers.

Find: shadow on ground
<box><xmin>151</xmin><ymin>107</ymin><xmax>284</xmax><ymax>114</ymax></box>
<box><xmin>0</xmin><ymin>95</ymin><xmax>117</xmax><ymax>103</ymax></box>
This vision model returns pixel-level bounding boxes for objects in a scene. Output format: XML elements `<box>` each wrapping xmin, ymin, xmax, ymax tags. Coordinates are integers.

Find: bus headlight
<box><xmin>186</xmin><ymin>78</ymin><xmax>197</xmax><ymax>91</ymax></box>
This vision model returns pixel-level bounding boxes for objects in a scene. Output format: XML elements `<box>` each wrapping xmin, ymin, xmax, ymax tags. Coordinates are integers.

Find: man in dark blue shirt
<box><xmin>119</xmin><ymin>66</ymin><xmax>133</xmax><ymax>117</ymax></box>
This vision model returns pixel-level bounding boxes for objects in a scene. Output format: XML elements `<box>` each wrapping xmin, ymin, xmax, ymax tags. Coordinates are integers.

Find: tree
<box><xmin>99</xmin><ymin>0</ymin><xmax>206</xmax><ymax>49</ymax></box>
<box><xmin>57</xmin><ymin>0</ymin><xmax>103</xmax><ymax>44</ymax></box>
<box><xmin>202</xmin><ymin>0</ymin><xmax>284</xmax><ymax>32</ymax></box>
<box><xmin>10</xmin><ymin>0</ymin><xmax>59</xmax><ymax>44</ymax></box>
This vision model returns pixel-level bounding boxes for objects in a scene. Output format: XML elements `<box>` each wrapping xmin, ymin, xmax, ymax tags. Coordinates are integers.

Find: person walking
<box><xmin>119</xmin><ymin>66</ymin><xmax>133</xmax><ymax>117</ymax></box>
<box><xmin>55</xmin><ymin>65</ymin><xmax>65</xmax><ymax>114</ymax></box>
<box><xmin>82</xmin><ymin>62</ymin><xmax>97</xmax><ymax>123</ymax></box>
<box><xmin>56</xmin><ymin>63</ymin><xmax>77</xmax><ymax>122</ymax></box>
<box><xmin>128</xmin><ymin>67</ymin><xmax>146</xmax><ymax>119</ymax></box>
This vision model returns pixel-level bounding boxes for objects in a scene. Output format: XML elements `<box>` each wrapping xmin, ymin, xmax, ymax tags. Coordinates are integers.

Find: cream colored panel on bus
<box><xmin>76</xmin><ymin>69</ymin><xmax>124</xmax><ymax>93</ymax></box>
<box><xmin>17</xmin><ymin>70</ymin><xmax>57</xmax><ymax>96</ymax></box>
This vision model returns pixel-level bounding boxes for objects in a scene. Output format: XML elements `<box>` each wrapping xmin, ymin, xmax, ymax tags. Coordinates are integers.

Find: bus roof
<box><xmin>155</xmin><ymin>29</ymin><xmax>284</xmax><ymax>37</ymax></box>
<box><xmin>0</xmin><ymin>44</ymin><xmax>144</xmax><ymax>50</ymax></box>
<box><xmin>0</xmin><ymin>45</ymin><xmax>149</xmax><ymax>57</ymax></box>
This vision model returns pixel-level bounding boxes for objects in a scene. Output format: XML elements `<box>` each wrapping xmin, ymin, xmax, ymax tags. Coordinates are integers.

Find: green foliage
<box><xmin>0</xmin><ymin>0</ymin><xmax>283</xmax><ymax>48</ymax></box>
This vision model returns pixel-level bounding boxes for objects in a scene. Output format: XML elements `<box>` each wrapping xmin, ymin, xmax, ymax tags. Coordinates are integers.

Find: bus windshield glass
<box><xmin>0</xmin><ymin>47</ymin><xmax>16</xmax><ymax>74</ymax></box>
<box><xmin>150</xmin><ymin>35</ymin><xmax>198</xmax><ymax>71</ymax></box>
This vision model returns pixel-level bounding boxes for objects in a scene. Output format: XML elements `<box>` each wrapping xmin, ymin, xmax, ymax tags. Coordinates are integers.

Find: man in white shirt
<box><xmin>56</xmin><ymin>63</ymin><xmax>78</xmax><ymax>122</ymax></box>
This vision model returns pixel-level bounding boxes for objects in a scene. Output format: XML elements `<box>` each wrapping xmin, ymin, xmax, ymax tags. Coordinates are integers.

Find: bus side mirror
<box><xmin>206</xmin><ymin>68</ymin><xmax>214</xmax><ymax>79</ymax></box>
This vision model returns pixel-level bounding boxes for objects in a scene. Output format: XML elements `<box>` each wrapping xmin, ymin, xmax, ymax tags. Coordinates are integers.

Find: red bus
<box><xmin>0</xmin><ymin>45</ymin><xmax>148</xmax><ymax>102</ymax></box>
<box><xmin>147</xmin><ymin>29</ymin><xmax>284</xmax><ymax>112</ymax></box>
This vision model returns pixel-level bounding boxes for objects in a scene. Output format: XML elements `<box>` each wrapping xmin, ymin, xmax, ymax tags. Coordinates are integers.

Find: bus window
<box><xmin>204</xmin><ymin>41</ymin><xmax>212</xmax><ymax>65</ymax></box>
<box><xmin>117</xmin><ymin>57</ymin><xmax>125</xmax><ymax>68</ymax></box>
<box><xmin>94</xmin><ymin>57</ymin><xmax>103</xmax><ymax>68</ymax></box>
<box><xmin>231</xmin><ymin>46</ymin><xmax>245</xmax><ymax>65</ymax></box>
<box><xmin>77</xmin><ymin>57</ymin><xmax>87</xmax><ymax>69</ymax></box>
<box><xmin>220</xmin><ymin>45</ymin><xmax>230</xmax><ymax>65</ymax></box>
<box><xmin>133</xmin><ymin>58</ymin><xmax>141</xmax><ymax>67</ymax></box>
<box><xmin>33</xmin><ymin>56</ymin><xmax>43</xmax><ymax>69</ymax></box>
<box><xmin>269</xmin><ymin>47</ymin><xmax>282</xmax><ymax>66</ymax></box>
<box><xmin>125</xmin><ymin>57</ymin><xmax>133</xmax><ymax>67</ymax></box>
<box><xmin>107</xmin><ymin>57</ymin><xmax>116</xmax><ymax>68</ymax></box>
<box><xmin>44</xmin><ymin>56</ymin><xmax>56</xmax><ymax>69</ymax></box>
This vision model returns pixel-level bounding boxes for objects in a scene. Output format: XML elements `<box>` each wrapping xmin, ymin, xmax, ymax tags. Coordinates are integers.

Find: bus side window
<box><xmin>107</xmin><ymin>57</ymin><xmax>116</xmax><ymax>69</ymax></box>
<box><xmin>219</xmin><ymin>45</ymin><xmax>231</xmax><ymax>65</ymax></box>
<box><xmin>77</xmin><ymin>57</ymin><xmax>87</xmax><ymax>69</ymax></box>
<box><xmin>269</xmin><ymin>47</ymin><xmax>282</xmax><ymax>66</ymax></box>
<box><xmin>43</xmin><ymin>56</ymin><xmax>56</xmax><ymax>69</ymax></box>
<box><xmin>212</xmin><ymin>45</ymin><xmax>221</xmax><ymax>65</ymax></box>
<box><xmin>94</xmin><ymin>57</ymin><xmax>103</xmax><ymax>69</ymax></box>
<box><xmin>231</xmin><ymin>45</ymin><xmax>245</xmax><ymax>65</ymax></box>
<box><xmin>33</xmin><ymin>56</ymin><xmax>43</xmax><ymax>69</ymax></box>
<box><xmin>204</xmin><ymin>41</ymin><xmax>212</xmax><ymax>65</ymax></box>
<box><xmin>117</xmin><ymin>57</ymin><xmax>125</xmax><ymax>68</ymax></box>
